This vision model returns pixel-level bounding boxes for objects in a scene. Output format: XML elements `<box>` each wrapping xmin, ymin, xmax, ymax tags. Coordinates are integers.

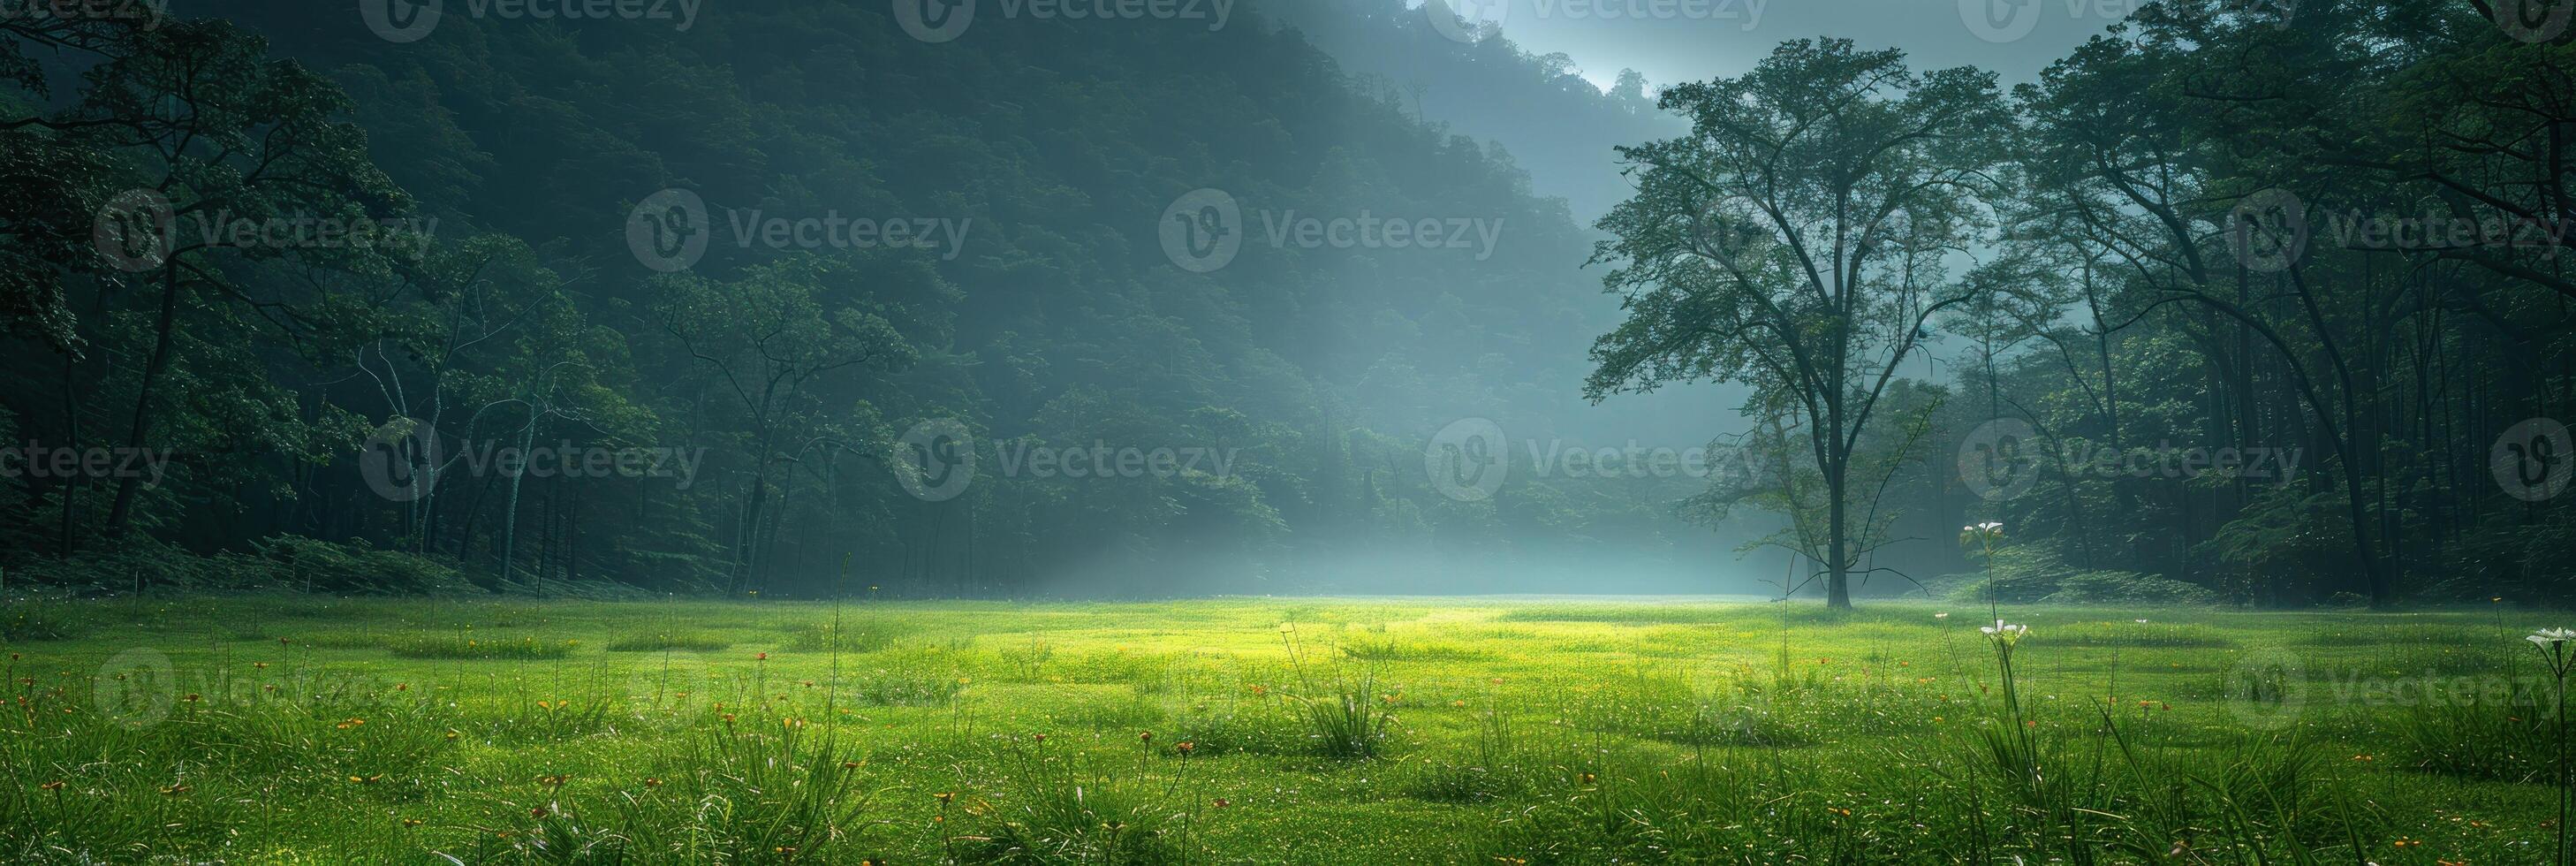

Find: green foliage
<box><xmin>0</xmin><ymin>596</ymin><xmax>2558</xmax><ymax>862</ymax></box>
<box><xmin>386</xmin><ymin>635</ymin><xmax>578</xmax><ymax>660</ymax></box>
<box><xmin>1942</xmin><ymin>547</ymin><xmax>2216</xmax><ymax>606</ymax></box>
<box><xmin>846</xmin><ymin>668</ymin><xmax>965</xmax><ymax>708</ymax></box>
<box><xmin>604</xmin><ymin>632</ymin><xmax>732</xmax><ymax>653</ymax></box>
<box><xmin>2391</xmin><ymin>694</ymin><xmax>2556</xmax><ymax>783</ymax></box>
<box><xmin>965</xmin><ymin>777</ymin><xmax>1183</xmax><ymax>865</ymax></box>
<box><xmin>241</xmin><ymin>536</ymin><xmax>476</xmax><ymax>596</ymax></box>
<box><xmin>783</xmin><ymin>619</ymin><xmax>910</xmax><ymax>654</ymax></box>
<box><xmin>0</xmin><ymin>596</ymin><xmax>89</xmax><ymax>642</ymax></box>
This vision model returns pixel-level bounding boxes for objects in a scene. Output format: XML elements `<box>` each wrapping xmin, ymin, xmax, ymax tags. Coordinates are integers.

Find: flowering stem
<box><xmin>2557</xmin><ymin>669</ymin><xmax>2569</xmax><ymax>866</ymax></box>
<box><xmin>1996</xmin><ymin>644</ymin><xmax>2034</xmax><ymax>785</ymax></box>
<box><xmin>1983</xmin><ymin>536</ymin><xmax>1998</xmax><ymax>623</ymax></box>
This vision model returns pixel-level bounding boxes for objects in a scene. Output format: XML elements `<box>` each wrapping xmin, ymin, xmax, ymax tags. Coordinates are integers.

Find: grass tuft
<box><xmin>605</xmin><ymin>630</ymin><xmax>733</xmax><ymax>652</ymax></box>
<box><xmin>385</xmin><ymin>634</ymin><xmax>577</xmax><ymax>659</ymax></box>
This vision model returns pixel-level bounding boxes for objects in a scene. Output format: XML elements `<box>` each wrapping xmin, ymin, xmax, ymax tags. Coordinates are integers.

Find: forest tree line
<box><xmin>0</xmin><ymin>0</ymin><xmax>2568</xmax><ymax>606</ymax></box>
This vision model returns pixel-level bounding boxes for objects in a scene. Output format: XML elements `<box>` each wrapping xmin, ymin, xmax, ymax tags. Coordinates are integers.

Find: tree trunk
<box><xmin>498</xmin><ymin>414</ymin><xmax>539</xmax><ymax>595</ymax></box>
<box><xmin>57</xmin><ymin>353</ymin><xmax>80</xmax><ymax>558</ymax></box>
<box><xmin>104</xmin><ymin>262</ymin><xmax>181</xmax><ymax>536</ymax></box>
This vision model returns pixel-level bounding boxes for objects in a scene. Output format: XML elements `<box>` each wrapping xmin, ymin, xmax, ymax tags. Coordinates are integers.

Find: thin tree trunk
<box><xmin>104</xmin><ymin>262</ymin><xmax>181</xmax><ymax>536</ymax></box>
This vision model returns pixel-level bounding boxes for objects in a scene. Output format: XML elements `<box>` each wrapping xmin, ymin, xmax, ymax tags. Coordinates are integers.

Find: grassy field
<box><xmin>0</xmin><ymin>595</ymin><xmax>2564</xmax><ymax>863</ymax></box>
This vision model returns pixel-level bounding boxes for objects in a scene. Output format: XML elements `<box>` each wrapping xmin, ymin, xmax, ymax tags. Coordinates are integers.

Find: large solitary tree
<box><xmin>1587</xmin><ymin>40</ymin><xmax>2012</xmax><ymax>609</ymax></box>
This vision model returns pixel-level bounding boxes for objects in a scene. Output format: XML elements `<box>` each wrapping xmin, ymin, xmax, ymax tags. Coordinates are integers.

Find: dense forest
<box><xmin>1</xmin><ymin>0</ymin><xmax>2569</xmax><ymax>608</ymax></box>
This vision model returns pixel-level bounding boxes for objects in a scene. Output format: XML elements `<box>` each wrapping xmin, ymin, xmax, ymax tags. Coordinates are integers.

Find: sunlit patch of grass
<box><xmin>2051</xmin><ymin>620</ymin><xmax>2235</xmax><ymax>648</ymax></box>
<box><xmin>386</xmin><ymin>634</ymin><xmax>577</xmax><ymax>659</ymax></box>
<box><xmin>849</xmin><ymin>668</ymin><xmax>966</xmax><ymax>707</ymax></box>
<box><xmin>1337</xmin><ymin>636</ymin><xmax>1491</xmax><ymax>661</ymax></box>
<box><xmin>292</xmin><ymin>629</ymin><xmax>399</xmax><ymax>650</ymax></box>
<box><xmin>965</xmin><ymin>776</ymin><xmax>1184</xmax><ymax>865</ymax></box>
<box><xmin>0</xmin><ymin>596</ymin><xmax>2542</xmax><ymax>863</ymax></box>
<box><xmin>605</xmin><ymin>631</ymin><xmax>733</xmax><ymax>652</ymax></box>
<box><xmin>2299</xmin><ymin>622</ymin><xmax>2482</xmax><ymax>647</ymax></box>
<box><xmin>1494</xmin><ymin>604</ymin><xmax>1737</xmax><ymax>625</ymax></box>
<box><xmin>1405</xmin><ymin>757</ymin><xmax>1523</xmax><ymax>803</ymax></box>
<box><xmin>782</xmin><ymin>619</ymin><xmax>909</xmax><ymax>653</ymax></box>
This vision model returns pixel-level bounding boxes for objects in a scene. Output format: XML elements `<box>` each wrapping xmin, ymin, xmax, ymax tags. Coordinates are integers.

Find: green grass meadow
<box><xmin>0</xmin><ymin>596</ymin><xmax>2563</xmax><ymax>863</ymax></box>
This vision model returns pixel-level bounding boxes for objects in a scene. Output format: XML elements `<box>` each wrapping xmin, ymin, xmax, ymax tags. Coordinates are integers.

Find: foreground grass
<box><xmin>0</xmin><ymin>595</ymin><xmax>2560</xmax><ymax>863</ymax></box>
